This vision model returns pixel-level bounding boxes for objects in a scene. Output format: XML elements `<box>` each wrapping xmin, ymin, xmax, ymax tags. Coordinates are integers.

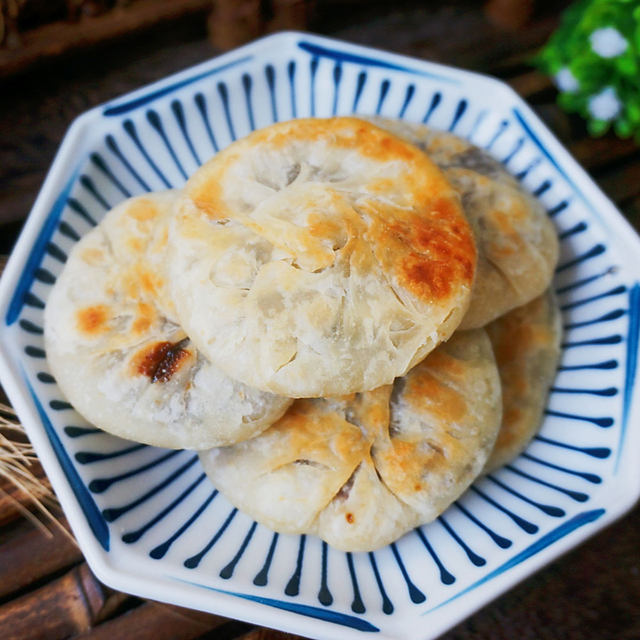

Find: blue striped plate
<box><xmin>1</xmin><ymin>32</ymin><xmax>639</xmax><ymax>640</ymax></box>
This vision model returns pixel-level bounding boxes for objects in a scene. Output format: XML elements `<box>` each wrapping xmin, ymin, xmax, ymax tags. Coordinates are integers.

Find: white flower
<box><xmin>590</xmin><ymin>27</ymin><xmax>628</xmax><ymax>58</ymax></box>
<box><xmin>588</xmin><ymin>87</ymin><xmax>622</xmax><ymax>121</ymax></box>
<box><xmin>554</xmin><ymin>67</ymin><xmax>579</xmax><ymax>92</ymax></box>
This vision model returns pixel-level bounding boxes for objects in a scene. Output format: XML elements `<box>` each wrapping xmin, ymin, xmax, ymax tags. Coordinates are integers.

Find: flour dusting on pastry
<box><xmin>169</xmin><ymin>117</ymin><xmax>476</xmax><ymax>397</ymax></box>
<box><xmin>44</xmin><ymin>191</ymin><xmax>291</xmax><ymax>449</ymax></box>
<box><xmin>199</xmin><ymin>330</ymin><xmax>502</xmax><ymax>551</ymax></box>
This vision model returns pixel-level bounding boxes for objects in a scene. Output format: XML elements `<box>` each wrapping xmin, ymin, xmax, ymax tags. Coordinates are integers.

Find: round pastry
<box><xmin>169</xmin><ymin>117</ymin><xmax>476</xmax><ymax>397</ymax></box>
<box><xmin>199</xmin><ymin>328</ymin><xmax>502</xmax><ymax>551</ymax></box>
<box><xmin>44</xmin><ymin>191</ymin><xmax>292</xmax><ymax>449</ymax></box>
<box><xmin>370</xmin><ymin>117</ymin><xmax>559</xmax><ymax>329</ymax></box>
<box><xmin>484</xmin><ymin>289</ymin><xmax>562</xmax><ymax>472</ymax></box>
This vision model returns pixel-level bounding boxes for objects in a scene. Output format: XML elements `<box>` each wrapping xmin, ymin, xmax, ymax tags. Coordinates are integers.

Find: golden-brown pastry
<box><xmin>199</xmin><ymin>329</ymin><xmax>502</xmax><ymax>551</ymax></box>
<box><xmin>484</xmin><ymin>289</ymin><xmax>562</xmax><ymax>472</ymax></box>
<box><xmin>44</xmin><ymin>192</ymin><xmax>292</xmax><ymax>449</ymax></box>
<box><xmin>169</xmin><ymin>117</ymin><xmax>476</xmax><ymax>397</ymax></box>
<box><xmin>371</xmin><ymin>118</ymin><xmax>559</xmax><ymax>329</ymax></box>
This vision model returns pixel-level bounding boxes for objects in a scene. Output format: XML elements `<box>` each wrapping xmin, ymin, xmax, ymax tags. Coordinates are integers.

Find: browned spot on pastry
<box><xmin>403</xmin><ymin>368</ymin><xmax>467</xmax><ymax>423</ymax></box>
<box><xmin>354</xmin><ymin>125</ymin><xmax>420</xmax><ymax>164</ymax></box>
<box><xmin>127</xmin><ymin>198</ymin><xmax>158</xmax><ymax>222</ymax></box>
<box><xmin>270</xmin><ymin>401</ymin><xmax>370</xmax><ymax>473</ymax></box>
<box><xmin>401</xmin><ymin>200</ymin><xmax>475</xmax><ymax>300</ymax></box>
<box><xmin>375</xmin><ymin>440</ymin><xmax>430</xmax><ymax>493</ymax></box>
<box><xmin>190</xmin><ymin>177</ymin><xmax>224</xmax><ymax>219</ymax></box>
<box><xmin>376</xmin><ymin>430</ymin><xmax>463</xmax><ymax>497</ymax></box>
<box><xmin>132</xmin><ymin>302</ymin><xmax>156</xmax><ymax>335</ymax></box>
<box><xmin>369</xmin><ymin>177</ymin><xmax>396</xmax><ymax>193</ymax></box>
<box><xmin>227</xmin><ymin>118</ymin><xmax>421</xmax><ymax>166</ymax></box>
<box><xmin>121</xmin><ymin>264</ymin><xmax>162</xmax><ymax>301</ymax></box>
<box><xmin>423</xmin><ymin>348</ymin><xmax>466</xmax><ymax>379</ymax></box>
<box><xmin>127</xmin><ymin>236</ymin><xmax>144</xmax><ymax>253</ymax></box>
<box><xmin>76</xmin><ymin>305</ymin><xmax>109</xmax><ymax>335</ymax></box>
<box><xmin>498</xmin><ymin>405</ymin><xmax>525</xmax><ymax>448</ymax></box>
<box><xmin>366</xmin><ymin>195</ymin><xmax>475</xmax><ymax>304</ymax></box>
<box><xmin>345</xmin><ymin>512</ymin><xmax>355</xmax><ymax>524</ymax></box>
<box><xmin>156</xmin><ymin>225</ymin><xmax>169</xmax><ymax>250</ymax></box>
<box><xmin>402</xmin><ymin>258</ymin><xmax>453</xmax><ymax>300</ymax></box>
<box><xmin>306</xmin><ymin>212</ymin><xmax>349</xmax><ymax>251</ymax></box>
<box><xmin>133</xmin><ymin>338</ymin><xmax>191</xmax><ymax>383</ymax></box>
<box><xmin>492</xmin><ymin>300</ymin><xmax>553</xmax><ymax>369</ymax></box>
<box><xmin>138</xmin><ymin>268</ymin><xmax>162</xmax><ymax>296</ymax></box>
<box><xmin>80</xmin><ymin>248</ymin><xmax>105</xmax><ymax>266</ymax></box>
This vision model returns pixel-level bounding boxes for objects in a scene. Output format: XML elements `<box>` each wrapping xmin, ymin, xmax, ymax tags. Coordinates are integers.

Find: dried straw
<box><xmin>0</xmin><ymin>400</ymin><xmax>69</xmax><ymax>538</ymax></box>
<box><xmin>0</xmin><ymin>257</ymin><xmax>71</xmax><ymax>538</ymax></box>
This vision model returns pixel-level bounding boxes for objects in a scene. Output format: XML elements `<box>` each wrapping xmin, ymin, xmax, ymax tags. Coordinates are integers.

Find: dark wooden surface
<box><xmin>1</xmin><ymin>2</ymin><xmax>639</xmax><ymax>639</ymax></box>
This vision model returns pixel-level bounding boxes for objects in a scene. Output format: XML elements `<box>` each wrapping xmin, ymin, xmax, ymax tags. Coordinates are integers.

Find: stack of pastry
<box><xmin>44</xmin><ymin>117</ymin><xmax>561</xmax><ymax>551</ymax></box>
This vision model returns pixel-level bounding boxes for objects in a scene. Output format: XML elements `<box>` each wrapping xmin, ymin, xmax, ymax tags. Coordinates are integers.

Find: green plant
<box><xmin>535</xmin><ymin>0</ymin><xmax>640</xmax><ymax>139</ymax></box>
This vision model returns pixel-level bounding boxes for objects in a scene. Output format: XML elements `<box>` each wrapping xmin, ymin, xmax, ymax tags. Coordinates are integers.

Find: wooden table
<box><xmin>1</xmin><ymin>2</ymin><xmax>639</xmax><ymax>639</ymax></box>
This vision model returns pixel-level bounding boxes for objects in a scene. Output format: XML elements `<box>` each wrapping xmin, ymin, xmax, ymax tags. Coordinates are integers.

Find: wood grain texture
<box><xmin>0</xmin><ymin>0</ymin><xmax>214</xmax><ymax>77</ymax></box>
<box><xmin>71</xmin><ymin>601</ymin><xmax>228</xmax><ymax>640</ymax></box>
<box><xmin>0</xmin><ymin>564</ymin><xmax>107</xmax><ymax>640</ymax></box>
<box><xmin>0</xmin><ymin>517</ymin><xmax>80</xmax><ymax>599</ymax></box>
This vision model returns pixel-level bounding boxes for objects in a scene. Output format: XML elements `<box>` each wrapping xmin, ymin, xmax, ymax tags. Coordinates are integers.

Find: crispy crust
<box><xmin>370</xmin><ymin>117</ymin><xmax>559</xmax><ymax>329</ymax></box>
<box><xmin>171</xmin><ymin>117</ymin><xmax>476</xmax><ymax>397</ymax></box>
<box><xmin>199</xmin><ymin>329</ymin><xmax>502</xmax><ymax>551</ymax></box>
<box><xmin>484</xmin><ymin>289</ymin><xmax>562</xmax><ymax>472</ymax></box>
<box><xmin>44</xmin><ymin>192</ymin><xmax>291</xmax><ymax>449</ymax></box>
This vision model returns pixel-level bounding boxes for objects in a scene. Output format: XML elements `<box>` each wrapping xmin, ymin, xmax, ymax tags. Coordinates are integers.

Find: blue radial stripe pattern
<box><xmin>1</xmin><ymin>33</ymin><xmax>639</xmax><ymax>640</ymax></box>
<box><xmin>6</xmin><ymin>167</ymin><xmax>80</xmax><ymax>325</ymax></box>
<box><xmin>26</xmin><ymin>379</ymin><xmax>109</xmax><ymax>550</ymax></box>
<box><xmin>173</xmin><ymin>576</ymin><xmax>380</xmax><ymax>632</ymax></box>
<box><xmin>297</xmin><ymin>41</ymin><xmax>458</xmax><ymax>84</ymax></box>
<box><xmin>102</xmin><ymin>55</ymin><xmax>253</xmax><ymax>116</ymax></box>
<box><xmin>422</xmin><ymin>508</ymin><xmax>606</xmax><ymax>615</ymax></box>
<box><xmin>618</xmin><ymin>283</ymin><xmax>640</xmax><ymax>470</ymax></box>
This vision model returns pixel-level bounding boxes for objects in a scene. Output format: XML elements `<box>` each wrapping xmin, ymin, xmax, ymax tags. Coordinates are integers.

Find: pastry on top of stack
<box><xmin>44</xmin><ymin>116</ymin><xmax>561</xmax><ymax>552</ymax></box>
<box><xmin>169</xmin><ymin>117</ymin><xmax>476</xmax><ymax>397</ymax></box>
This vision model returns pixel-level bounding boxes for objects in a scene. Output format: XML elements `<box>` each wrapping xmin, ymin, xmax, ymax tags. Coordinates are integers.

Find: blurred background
<box><xmin>7</xmin><ymin>0</ymin><xmax>640</xmax><ymax>255</ymax></box>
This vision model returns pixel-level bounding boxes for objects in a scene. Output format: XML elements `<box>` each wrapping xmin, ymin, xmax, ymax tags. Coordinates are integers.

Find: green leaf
<box><xmin>626</xmin><ymin>102</ymin><xmax>640</xmax><ymax>123</ymax></box>
<box><xmin>533</xmin><ymin>0</ymin><xmax>640</xmax><ymax>140</ymax></box>
<box><xmin>614</xmin><ymin>117</ymin><xmax>632</xmax><ymax>137</ymax></box>
<box><xmin>587</xmin><ymin>118</ymin><xmax>610</xmax><ymax>136</ymax></box>
<box><xmin>616</xmin><ymin>56</ymin><xmax>637</xmax><ymax>75</ymax></box>
<box><xmin>558</xmin><ymin>92</ymin><xmax>583</xmax><ymax>111</ymax></box>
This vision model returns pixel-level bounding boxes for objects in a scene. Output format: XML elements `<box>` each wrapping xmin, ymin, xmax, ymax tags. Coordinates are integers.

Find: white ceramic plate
<box><xmin>1</xmin><ymin>32</ymin><xmax>639</xmax><ymax>640</ymax></box>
